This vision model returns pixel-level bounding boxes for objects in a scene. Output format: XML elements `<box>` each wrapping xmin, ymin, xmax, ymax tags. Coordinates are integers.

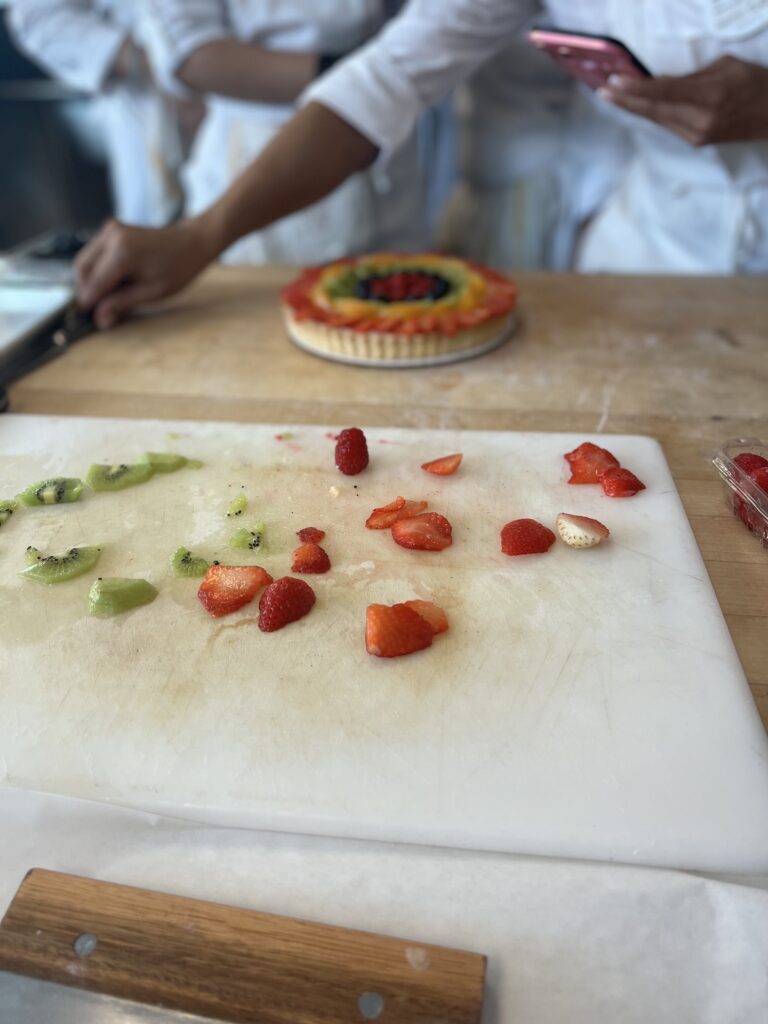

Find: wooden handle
<box><xmin>0</xmin><ymin>869</ymin><xmax>485</xmax><ymax>1023</ymax></box>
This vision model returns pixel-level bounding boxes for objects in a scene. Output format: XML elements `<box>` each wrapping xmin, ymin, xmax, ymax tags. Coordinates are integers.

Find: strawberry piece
<box><xmin>564</xmin><ymin>442</ymin><xmax>620</xmax><ymax>484</ymax></box>
<box><xmin>365</xmin><ymin>496</ymin><xmax>428</xmax><ymax>530</ymax></box>
<box><xmin>291</xmin><ymin>541</ymin><xmax>331</xmax><ymax>574</ymax></box>
<box><xmin>365</xmin><ymin>603</ymin><xmax>434</xmax><ymax>658</ymax></box>
<box><xmin>422</xmin><ymin>453</ymin><xmax>463</xmax><ymax>476</ymax></box>
<box><xmin>297</xmin><ymin>527</ymin><xmax>325</xmax><ymax>543</ymax></box>
<box><xmin>600</xmin><ymin>466</ymin><xmax>646</xmax><ymax>497</ymax></box>
<box><xmin>556</xmin><ymin>513</ymin><xmax>610</xmax><ymax>549</ymax></box>
<box><xmin>500</xmin><ymin>519</ymin><xmax>556</xmax><ymax>556</ymax></box>
<box><xmin>198</xmin><ymin>565</ymin><xmax>273</xmax><ymax>618</ymax></box>
<box><xmin>258</xmin><ymin>576</ymin><xmax>316</xmax><ymax>632</ymax></box>
<box><xmin>335</xmin><ymin>427</ymin><xmax>369</xmax><ymax>476</ymax></box>
<box><xmin>403</xmin><ymin>599</ymin><xmax>449</xmax><ymax>635</ymax></box>
<box><xmin>734</xmin><ymin>452</ymin><xmax>768</xmax><ymax>475</ymax></box>
<box><xmin>391</xmin><ymin>512</ymin><xmax>453</xmax><ymax>551</ymax></box>
<box><xmin>750</xmin><ymin>466</ymin><xmax>768</xmax><ymax>493</ymax></box>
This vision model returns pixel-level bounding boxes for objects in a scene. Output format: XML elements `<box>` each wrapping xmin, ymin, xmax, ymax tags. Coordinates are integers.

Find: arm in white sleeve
<box><xmin>8</xmin><ymin>0</ymin><xmax>127</xmax><ymax>93</ymax></box>
<box><xmin>302</xmin><ymin>0</ymin><xmax>535</xmax><ymax>158</ymax></box>
<box><xmin>143</xmin><ymin>0</ymin><xmax>231</xmax><ymax>94</ymax></box>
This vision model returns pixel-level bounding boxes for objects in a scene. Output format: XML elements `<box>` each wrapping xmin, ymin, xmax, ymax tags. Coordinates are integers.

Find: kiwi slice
<box><xmin>0</xmin><ymin>499</ymin><xmax>18</xmax><ymax>526</ymax></box>
<box><xmin>18</xmin><ymin>478</ymin><xmax>84</xmax><ymax>506</ymax></box>
<box><xmin>226</xmin><ymin>494</ymin><xmax>248</xmax><ymax>518</ymax></box>
<box><xmin>139</xmin><ymin>452</ymin><xmax>189</xmax><ymax>473</ymax></box>
<box><xmin>87</xmin><ymin>462</ymin><xmax>153</xmax><ymax>492</ymax></box>
<box><xmin>171</xmin><ymin>547</ymin><xmax>209</xmax><ymax>578</ymax></box>
<box><xmin>88</xmin><ymin>577</ymin><xmax>157</xmax><ymax>617</ymax></box>
<box><xmin>20</xmin><ymin>545</ymin><xmax>102</xmax><ymax>584</ymax></box>
<box><xmin>230</xmin><ymin>521</ymin><xmax>266</xmax><ymax>551</ymax></box>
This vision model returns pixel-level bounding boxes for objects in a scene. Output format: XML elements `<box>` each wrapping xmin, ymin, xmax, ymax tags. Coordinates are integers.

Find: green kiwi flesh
<box><xmin>226</xmin><ymin>494</ymin><xmax>248</xmax><ymax>518</ymax></box>
<box><xmin>87</xmin><ymin>462</ymin><xmax>153</xmax><ymax>491</ymax></box>
<box><xmin>0</xmin><ymin>499</ymin><xmax>18</xmax><ymax>526</ymax></box>
<box><xmin>20</xmin><ymin>545</ymin><xmax>102</xmax><ymax>584</ymax></box>
<box><xmin>139</xmin><ymin>452</ymin><xmax>189</xmax><ymax>473</ymax></box>
<box><xmin>171</xmin><ymin>547</ymin><xmax>209</xmax><ymax>577</ymax></box>
<box><xmin>18</xmin><ymin>478</ymin><xmax>84</xmax><ymax>506</ymax></box>
<box><xmin>230</xmin><ymin>521</ymin><xmax>265</xmax><ymax>551</ymax></box>
<box><xmin>88</xmin><ymin>577</ymin><xmax>157</xmax><ymax>616</ymax></box>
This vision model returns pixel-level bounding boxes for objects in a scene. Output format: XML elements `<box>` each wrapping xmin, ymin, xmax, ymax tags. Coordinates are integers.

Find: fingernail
<box><xmin>607</xmin><ymin>74</ymin><xmax>626</xmax><ymax>89</ymax></box>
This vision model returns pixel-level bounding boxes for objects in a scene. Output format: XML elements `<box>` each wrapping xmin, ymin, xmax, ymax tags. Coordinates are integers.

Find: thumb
<box><xmin>93</xmin><ymin>282</ymin><xmax>161</xmax><ymax>329</ymax></box>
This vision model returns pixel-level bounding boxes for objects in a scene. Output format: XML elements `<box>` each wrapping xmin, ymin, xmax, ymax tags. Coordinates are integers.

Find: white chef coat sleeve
<box><xmin>142</xmin><ymin>0</ymin><xmax>232</xmax><ymax>95</ymax></box>
<box><xmin>301</xmin><ymin>0</ymin><xmax>533</xmax><ymax>160</ymax></box>
<box><xmin>7</xmin><ymin>0</ymin><xmax>127</xmax><ymax>93</ymax></box>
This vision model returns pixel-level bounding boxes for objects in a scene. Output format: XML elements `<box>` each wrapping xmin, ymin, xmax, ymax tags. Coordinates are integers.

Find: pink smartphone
<box><xmin>528</xmin><ymin>27</ymin><xmax>652</xmax><ymax>89</ymax></box>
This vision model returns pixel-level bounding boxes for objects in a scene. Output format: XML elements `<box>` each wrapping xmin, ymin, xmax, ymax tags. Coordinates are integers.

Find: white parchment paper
<box><xmin>1</xmin><ymin>788</ymin><xmax>766</xmax><ymax>1023</ymax></box>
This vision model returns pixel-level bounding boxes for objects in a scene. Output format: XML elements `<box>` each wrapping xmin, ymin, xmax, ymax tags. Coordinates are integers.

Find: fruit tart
<box><xmin>281</xmin><ymin>253</ymin><xmax>517</xmax><ymax>366</ymax></box>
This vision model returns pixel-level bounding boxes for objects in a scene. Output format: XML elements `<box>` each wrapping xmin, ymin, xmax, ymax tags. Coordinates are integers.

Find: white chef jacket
<box><xmin>8</xmin><ymin>0</ymin><xmax>185</xmax><ymax>227</ymax></box>
<box><xmin>305</xmin><ymin>0</ymin><xmax>768</xmax><ymax>274</ymax></box>
<box><xmin>145</xmin><ymin>0</ymin><xmax>428</xmax><ymax>264</ymax></box>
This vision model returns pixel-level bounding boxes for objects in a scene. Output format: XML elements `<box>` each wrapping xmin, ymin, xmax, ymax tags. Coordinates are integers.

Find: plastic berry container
<box><xmin>712</xmin><ymin>438</ymin><xmax>768</xmax><ymax>547</ymax></box>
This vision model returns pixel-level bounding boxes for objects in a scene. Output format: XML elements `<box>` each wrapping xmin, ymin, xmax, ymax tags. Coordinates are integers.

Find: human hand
<box><xmin>75</xmin><ymin>218</ymin><xmax>218</xmax><ymax>329</ymax></box>
<box><xmin>600</xmin><ymin>56</ymin><xmax>768</xmax><ymax>146</ymax></box>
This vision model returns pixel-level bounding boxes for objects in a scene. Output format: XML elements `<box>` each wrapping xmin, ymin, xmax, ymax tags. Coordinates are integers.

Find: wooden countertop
<box><xmin>8</xmin><ymin>267</ymin><xmax>768</xmax><ymax>724</ymax></box>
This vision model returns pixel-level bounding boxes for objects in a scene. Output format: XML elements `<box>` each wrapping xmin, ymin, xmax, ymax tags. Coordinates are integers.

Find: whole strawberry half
<box><xmin>391</xmin><ymin>512</ymin><xmax>453</xmax><ymax>551</ymax></box>
<box><xmin>366</xmin><ymin>496</ymin><xmax>428</xmax><ymax>530</ymax></box>
<box><xmin>556</xmin><ymin>513</ymin><xmax>610</xmax><ymax>549</ymax></box>
<box><xmin>421</xmin><ymin>453</ymin><xmax>463</xmax><ymax>476</ymax></box>
<box><xmin>258</xmin><ymin>576</ymin><xmax>316</xmax><ymax>632</ymax></box>
<box><xmin>335</xmin><ymin>427</ymin><xmax>369</xmax><ymax>476</ymax></box>
<box><xmin>501</xmin><ymin>518</ymin><xmax>556</xmax><ymax>556</ymax></box>
<box><xmin>564</xmin><ymin>442</ymin><xmax>620</xmax><ymax>484</ymax></box>
<box><xmin>198</xmin><ymin>565</ymin><xmax>273</xmax><ymax>618</ymax></box>
<box><xmin>291</xmin><ymin>541</ymin><xmax>331</xmax><ymax>574</ymax></box>
<box><xmin>599</xmin><ymin>466</ymin><xmax>646</xmax><ymax>497</ymax></box>
<box><xmin>365</xmin><ymin>603</ymin><xmax>435</xmax><ymax>658</ymax></box>
<box><xmin>297</xmin><ymin>526</ymin><xmax>325</xmax><ymax>543</ymax></box>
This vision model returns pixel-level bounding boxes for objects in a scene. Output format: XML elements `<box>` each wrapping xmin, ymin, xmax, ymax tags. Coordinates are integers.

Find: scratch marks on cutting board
<box><xmin>595</xmin><ymin>369</ymin><xmax>628</xmax><ymax>434</ymax></box>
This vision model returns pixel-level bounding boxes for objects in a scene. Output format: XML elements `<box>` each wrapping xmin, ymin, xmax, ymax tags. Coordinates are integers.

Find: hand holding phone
<box><xmin>528</xmin><ymin>27</ymin><xmax>652</xmax><ymax>90</ymax></box>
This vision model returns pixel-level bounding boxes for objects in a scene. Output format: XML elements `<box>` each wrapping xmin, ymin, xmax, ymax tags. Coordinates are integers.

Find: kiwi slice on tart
<box><xmin>226</xmin><ymin>494</ymin><xmax>248</xmax><ymax>518</ymax></box>
<box><xmin>0</xmin><ymin>499</ymin><xmax>18</xmax><ymax>526</ymax></box>
<box><xmin>230</xmin><ymin>522</ymin><xmax>266</xmax><ymax>551</ymax></box>
<box><xmin>171</xmin><ymin>547</ymin><xmax>209</xmax><ymax>578</ymax></box>
<box><xmin>139</xmin><ymin>452</ymin><xmax>189</xmax><ymax>473</ymax></box>
<box><xmin>18</xmin><ymin>478</ymin><xmax>84</xmax><ymax>506</ymax></box>
<box><xmin>20</xmin><ymin>545</ymin><xmax>102</xmax><ymax>584</ymax></box>
<box><xmin>87</xmin><ymin>462</ymin><xmax>153</xmax><ymax>492</ymax></box>
<box><xmin>88</xmin><ymin>577</ymin><xmax>157</xmax><ymax>617</ymax></box>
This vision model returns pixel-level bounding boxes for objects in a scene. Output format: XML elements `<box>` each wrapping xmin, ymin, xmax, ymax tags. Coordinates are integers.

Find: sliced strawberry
<box><xmin>297</xmin><ymin>526</ymin><xmax>325</xmax><ymax>543</ymax></box>
<box><xmin>600</xmin><ymin>466</ymin><xmax>646</xmax><ymax>497</ymax></box>
<box><xmin>403</xmin><ymin>599</ymin><xmax>449</xmax><ymax>635</ymax></box>
<box><xmin>500</xmin><ymin>519</ymin><xmax>556</xmax><ymax>556</ymax></box>
<box><xmin>556</xmin><ymin>513</ymin><xmax>610</xmax><ymax>549</ymax></box>
<box><xmin>258</xmin><ymin>576</ymin><xmax>316</xmax><ymax>632</ymax></box>
<box><xmin>564</xmin><ymin>442</ymin><xmax>620</xmax><ymax>484</ymax></box>
<box><xmin>291</xmin><ymin>541</ymin><xmax>331</xmax><ymax>574</ymax></box>
<box><xmin>365</xmin><ymin>496</ymin><xmax>429</xmax><ymax>530</ymax></box>
<box><xmin>422</xmin><ymin>453</ymin><xmax>463</xmax><ymax>476</ymax></box>
<box><xmin>198</xmin><ymin>565</ymin><xmax>273</xmax><ymax>618</ymax></box>
<box><xmin>391</xmin><ymin>512</ymin><xmax>453</xmax><ymax>551</ymax></box>
<box><xmin>365</xmin><ymin>603</ymin><xmax>434</xmax><ymax>658</ymax></box>
<box><xmin>750</xmin><ymin>466</ymin><xmax>768</xmax><ymax>493</ymax></box>
<box><xmin>734</xmin><ymin>452</ymin><xmax>768</xmax><ymax>475</ymax></box>
<box><xmin>335</xmin><ymin>427</ymin><xmax>369</xmax><ymax>476</ymax></box>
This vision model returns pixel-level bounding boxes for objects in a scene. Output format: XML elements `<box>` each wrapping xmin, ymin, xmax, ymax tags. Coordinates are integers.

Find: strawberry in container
<box><xmin>712</xmin><ymin>439</ymin><xmax>768</xmax><ymax>546</ymax></box>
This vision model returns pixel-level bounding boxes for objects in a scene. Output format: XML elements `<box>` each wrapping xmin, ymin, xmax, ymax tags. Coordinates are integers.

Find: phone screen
<box><xmin>529</xmin><ymin>28</ymin><xmax>652</xmax><ymax>90</ymax></box>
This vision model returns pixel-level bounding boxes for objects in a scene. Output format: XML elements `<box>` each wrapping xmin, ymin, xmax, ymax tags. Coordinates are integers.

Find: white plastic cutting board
<box><xmin>2</xmin><ymin>415</ymin><xmax>768</xmax><ymax>873</ymax></box>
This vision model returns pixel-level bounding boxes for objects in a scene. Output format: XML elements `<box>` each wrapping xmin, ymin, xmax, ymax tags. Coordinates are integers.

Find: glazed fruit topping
<box><xmin>335</xmin><ymin>427</ymin><xmax>369</xmax><ymax>476</ymax></box>
<box><xmin>501</xmin><ymin>519</ymin><xmax>556</xmax><ymax>556</ymax></box>
<box><xmin>356</xmin><ymin>271</ymin><xmax>451</xmax><ymax>303</ymax></box>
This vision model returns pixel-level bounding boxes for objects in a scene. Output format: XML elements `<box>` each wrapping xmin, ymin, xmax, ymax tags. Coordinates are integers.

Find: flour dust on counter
<box><xmin>2</xmin><ymin>415</ymin><xmax>768</xmax><ymax>875</ymax></box>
